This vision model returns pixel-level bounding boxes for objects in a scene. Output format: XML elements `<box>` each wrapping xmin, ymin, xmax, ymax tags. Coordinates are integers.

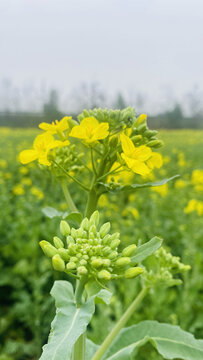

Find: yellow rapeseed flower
<box><xmin>191</xmin><ymin>169</ymin><xmax>203</xmax><ymax>192</ymax></box>
<box><xmin>137</xmin><ymin>114</ymin><xmax>147</xmax><ymax>125</ymax></box>
<box><xmin>69</xmin><ymin>117</ymin><xmax>109</xmax><ymax>145</ymax></box>
<box><xmin>175</xmin><ymin>179</ymin><xmax>187</xmax><ymax>189</ymax></box>
<box><xmin>120</xmin><ymin>133</ymin><xmax>152</xmax><ymax>176</ymax></box>
<box><xmin>30</xmin><ymin>186</ymin><xmax>44</xmax><ymax>200</ymax></box>
<box><xmin>151</xmin><ymin>183</ymin><xmax>168</xmax><ymax>197</ymax></box>
<box><xmin>19</xmin><ymin>133</ymin><xmax>69</xmax><ymax>166</ymax></box>
<box><xmin>39</xmin><ymin>116</ymin><xmax>71</xmax><ymax>134</ymax></box>
<box><xmin>13</xmin><ymin>184</ymin><xmax>25</xmax><ymax>195</ymax></box>
<box><xmin>147</xmin><ymin>152</ymin><xmax>163</xmax><ymax>170</ymax></box>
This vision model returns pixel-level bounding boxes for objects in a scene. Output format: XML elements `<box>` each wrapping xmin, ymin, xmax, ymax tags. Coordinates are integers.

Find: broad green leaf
<box><xmin>85</xmin><ymin>339</ymin><xmax>99</xmax><ymax>360</ymax></box>
<box><xmin>42</xmin><ymin>207</ymin><xmax>82</xmax><ymax>225</ymax></box>
<box><xmin>39</xmin><ymin>280</ymin><xmax>111</xmax><ymax>360</ymax></box>
<box><xmin>42</xmin><ymin>206</ymin><xmax>65</xmax><ymax>219</ymax></box>
<box><xmin>102</xmin><ymin>320</ymin><xmax>203</xmax><ymax>360</ymax></box>
<box><xmin>98</xmin><ymin>175</ymin><xmax>179</xmax><ymax>194</ymax></box>
<box><xmin>131</xmin><ymin>237</ymin><xmax>163</xmax><ymax>264</ymax></box>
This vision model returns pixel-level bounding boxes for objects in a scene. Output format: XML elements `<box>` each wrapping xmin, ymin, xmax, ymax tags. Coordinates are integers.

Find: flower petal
<box><xmin>120</xmin><ymin>133</ymin><xmax>135</xmax><ymax>157</ymax></box>
<box><xmin>19</xmin><ymin>150</ymin><xmax>39</xmax><ymax>164</ymax></box>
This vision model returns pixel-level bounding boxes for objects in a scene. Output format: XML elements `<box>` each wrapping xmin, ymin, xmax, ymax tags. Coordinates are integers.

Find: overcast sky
<box><xmin>0</xmin><ymin>0</ymin><xmax>203</xmax><ymax>112</ymax></box>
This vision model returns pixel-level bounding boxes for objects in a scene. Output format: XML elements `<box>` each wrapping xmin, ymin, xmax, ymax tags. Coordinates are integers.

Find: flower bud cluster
<box><xmin>49</xmin><ymin>144</ymin><xmax>84</xmax><ymax>177</ymax></box>
<box><xmin>131</xmin><ymin>123</ymin><xmax>163</xmax><ymax>149</ymax></box>
<box><xmin>144</xmin><ymin>247</ymin><xmax>191</xmax><ymax>287</ymax></box>
<box><xmin>40</xmin><ymin>211</ymin><xmax>143</xmax><ymax>282</ymax></box>
<box><xmin>78</xmin><ymin>107</ymin><xmax>137</xmax><ymax>132</ymax></box>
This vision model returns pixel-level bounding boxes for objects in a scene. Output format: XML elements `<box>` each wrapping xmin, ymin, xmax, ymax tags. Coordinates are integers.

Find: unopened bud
<box><xmin>98</xmin><ymin>270</ymin><xmax>111</xmax><ymax>281</ymax></box>
<box><xmin>89</xmin><ymin>225</ymin><xmax>97</xmax><ymax>235</ymax></box>
<box><xmin>145</xmin><ymin>130</ymin><xmax>158</xmax><ymax>138</ymax></box>
<box><xmin>110</xmin><ymin>232</ymin><xmax>120</xmax><ymax>240</ymax></box>
<box><xmin>110</xmin><ymin>239</ymin><xmax>120</xmax><ymax>249</ymax></box>
<box><xmin>122</xmin><ymin>244</ymin><xmax>137</xmax><ymax>257</ymax></box>
<box><xmin>125</xmin><ymin>267</ymin><xmax>143</xmax><ymax>279</ymax></box>
<box><xmin>66</xmin><ymin>261</ymin><xmax>76</xmax><ymax>270</ymax></box>
<box><xmin>66</xmin><ymin>235</ymin><xmax>75</xmax><ymax>245</ymax></box>
<box><xmin>52</xmin><ymin>254</ymin><xmax>65</xmax><ymax>272</ymax></box>
<box><xmin>147</xmin><ymin>140</ymin><xmax>164</xmax><ymax>148</ymax></box>
<box><xmin>80</xmin><ymin>259</ymin><xmax>87</xmax><ymax>266</ymax></box>
<box><xmin>77</xmin><ymin>266</ymin><xmax>88</xmax><ymax>276</ymax></box>
<box><xmin>89</xmin><ymin>210</ymin><xmax>100</xmax><ymax>227</ymax></box>
<box><xmin>53</xmin><ymin>236</ymin><xmax>64</xmax><ymax>249</ymax></box>
<box><xmin>131</xmin><ymin>135</ymin><xmax>142</xmax><ymax>144</ymax></box>
<box><xmin>108</xmin><ymin>251</ymin><xmax>118</xmax><ymax>259</ymax></box>
<box><xmin>91</xmin><ymin>258</ymin><xmax>103</xmax><ymax>268</ymax></box>
<box><xmin>115</xmin><ymin>257</ymin><xmax>131</xmax><ymax>267</ymax></box>
<box><xmin>103</xmin><ymin>246</ymin><xmax>111</xmax><ymax>255</ymax></box>
<box><xmin>71</xmin><ymin>228</ymin><xmax>77</xmax><ymax>238</ymax></box>
<box><xmin>137</xmin><ymin>114</ymin><xmax>147</xmax><ymax>124</ymax></box>
<box><xmin>58</xmin><ymin>248</ymin><xmax>70</xmax><ymax>261</ymax></box>
<box><xmin>100</xmin><ymin>222</ymin><xmax>111</xmax><ymax>238</ymax></box>
<box><xmin>102</xmin><ymin>234</ymin><xmax>111</xmax><ymax>245</ymax></box>
<box><xmin>137</xmin><ymin>123</ymin><xmax>147</xmax><ymax>133</ymax></box>
<box><xmin>102</xmin><ymin>259</ymin><xmax>111</xmax><ymax>267</ymax></box>
<box><xmin>40</xmin><ymin>241</ymin><xmax>57</xmax><ymax>258</ymax></box>
<box><xmin>81</xmin><ymin>217</ymin><xmax>89</xmax><ymax>231</ymax></box>
<box><xmin>60</xmin><ymin>220</ymin><xmax>70</xmax><ymax>236</ymax></box>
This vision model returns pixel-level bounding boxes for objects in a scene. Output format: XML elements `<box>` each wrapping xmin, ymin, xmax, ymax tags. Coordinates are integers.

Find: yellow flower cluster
<box><xmin>191</xmin><ymin>169</ymin><xmax>203</xmax><ymax>192</ymax></box>
<box><xmin>69</xmin><ymin>117</ymin><xmax>109</xmax><ymax>145</ymax></box>
<box><xmin>184</xmin><ymin>199</ymin><xmax>203</xmax><ymax>216</ymax></box>
<box><xmin>120</xmin><ymin>133</ymin><xmax>163</xmax><ymax>176</ymax></box>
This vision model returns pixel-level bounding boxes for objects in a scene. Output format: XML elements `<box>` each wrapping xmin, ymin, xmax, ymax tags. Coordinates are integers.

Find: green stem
<box><xmin>73</xmin><ymin>278</ymin><xmax>86</xmax><ymax>360</ymax></box>
<box><xmin>85</xmin><ymin>188</ymin><xmax>99</xmax><ymax>217</ymax></box>
<box><xmin>91</xmin><ymin>147</ymin><xmax>97</xmax><ymax>175</ymax></box>
<box><xmin>61</xmin><ymin>180</ymin><xmax>78</xmax><ymax>213</ymax></box>
<box><xmin>97</xmin><ymin>165</ymin><xmax>123</xmax><ymax>182</ymax></box>
<box><xmin>91</xmin><ymin>287</ymin><xmax>149</xmax><ymax>360</ymax></box>
<box><xmin>53</xmin><ymin>160</ymin><xmax>90</xmax><ymax>191</ymax></box>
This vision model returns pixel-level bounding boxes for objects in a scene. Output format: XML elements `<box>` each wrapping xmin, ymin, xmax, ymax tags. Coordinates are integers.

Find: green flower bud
<box><xmin>60</xmin><ymin>220</ymin><xmax>70</xmax><ymax>236</ymax></box>
<box><xmin>71</xmin><ymin>228</ymin><xmax>77</xmax><ymax>238</ymax></box>
<box><xmin>53</xmin><ymin>236</ymin><xmax>64</xmax><ymax>249</ymax></box>
<box><xmin>100</xmin><ymin>222</ymin><xmax>110</xmax><ymax>238</ymax></box>
<box><xmin>131</xmin><ymin>135</ymin><xmax>142</xmax><ymax>143</ymax></box>
<box><xmin>137</xmin><ymin>123</ymin><xmax>147</xmax><ymax>133</ymax></box>
<box><xmin>77</xmin><ymin>266</ymin><xmax>88</xmax><ymax>276</ymax></box>
<box><xmin>102</xmin><ymin>246</ymin><xmax>111</xmax><ymax>255</ymax></box>
<box><xmin>102</xmin><ymin>234</ymin><xmax>111</xmax><ymax>244</ymax></box>
<box><xmin>39</xmin><ymin>241</ymin><xmax>57</xmax><ymax>258</ymax></box>
<box><xmin>52</xmin><ymin>254</ymin><xmax>65</xmax><ymax>272</ymax></box>
<box><xmin>70</xmin><ymin>256</ymin><xmax>78</xmax><ymax>262</ymax></box>
<box><xmin>83</xmin><ymin>255</ymin><xmax>89</xmax><ymax>260</ymax></box>
<box><xmin>98</xmin><ymin>270</ymin><xmax>111</xmax><ymax>281</ymax></box>
<box><xmin>66</xmin><ymin>235</ymin><xmax>75</xmax><ymax>245</ymax></box>
<box><xmin>115</xmin><ymin>257</ymin><xmax>131</xmax><ymax>267</ymax></box>
<box><xmin>122</xmin><ymin>244</ymin><xmax>137</xmax><ymax>257</ymax></box>
<box><xmin>58</xmin><ymin>248</ymin><xmax>70</xmax><ymax>261</ymax></box>
<box><xmin>102</xmin><ymin>259</ymin><xmax>111</xmax><ymax>267</ymax></box>
<box><xmin>91</xmin><ymin>258</ymin><xmax>103</xmax><ymax>268</ymax></box>
<box><xmin>145</xmin><ymin>130</ymin><xmax>158</xmax><ymax>138</ymax></box>
<box><xmin>147</xmin><ymin>140</ymin><xmax>164</xmax><ymax>148</ymax></box>
<box><xmin>89</xmin><ymin>225</ymin><xmax>97</xmax><ymax>235</ymax></box>
<box><xmin>110</xmin><ymin>239</ymin><xmax>120</xmax><ymax>249</ymax></box>
<box><xmin>80</xmin><ymin>259</ymin><xmax>87</xmax><ymax>266</ymax></box>
<box><xmin>81</xmin><ymin>217</ymin><xmax>89</xmax><ymax>231</ymax></box>
<box><xmin>125</xmin><ymin>267</ymin><xmax>144</xmax><ymax>279</ymax></box>
<box><xmin>110</xmin><ymin>232</ymin><xmax>120</xmax><ymax>240</ymax></box>
<box><xmin>89</xmin><ymin>210</ymin><xmax>100</xmax><ymax>227</ymax></box>
<box><xmin>66</xmin><ymin>261</ymin><xmax>77</xmax><ymax>270</ymax></box>
<box><xmin>108</xmin><ymin>251</ymin><xmax>118</xmax><ymax>259</ymax></box>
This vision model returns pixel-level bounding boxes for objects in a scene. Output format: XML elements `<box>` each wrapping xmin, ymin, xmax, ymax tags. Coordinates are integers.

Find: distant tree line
<box><xmin>0</xmin><ymin>83</ymin><xmax>202</xmax><ymax>128</ymax></box>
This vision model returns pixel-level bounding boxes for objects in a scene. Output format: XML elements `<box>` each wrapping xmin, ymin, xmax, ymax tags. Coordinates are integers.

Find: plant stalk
<box><xmin>61</xmin><ymin>180</ymin><xmax>78</xmax><ymax>213</ymax></box>
<box><xmin>73</xmin><ymin>278</ymin><xmax>86</xmax><ymax>360</ymax></box>
<box><xmin>91</xmin><ymin>286</ymin><xmax>149</xmax><ymax>360</ymax></box>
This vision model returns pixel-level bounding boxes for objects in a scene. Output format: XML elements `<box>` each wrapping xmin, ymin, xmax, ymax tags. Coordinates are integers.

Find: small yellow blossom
<box><xmin>191</xmin><ymin>169</ymin><xmax>203</xmax><ymax>192</ymax></box>
<box><xmin>21</xmin><ymin>178</ymin><xmax>32</xmax><ymax>186</ymax></box>
<box><xmin>120</xmin><ymin>133</ymin><xmax>152</xmax><ymax>176</ymax></box>
<box><xmin>0</xmin><ymin>159</ymin><xmax>7</xmax><ymax>168</ymax></box>
<box><xmin>19</xmin><ymin>133</ymin><xmax>69</xmax><ymax>166</ymax></box>
<box><xmin>19</xmin><ymin>166</ymin><xmax>29</xmax><ymax>175</ymax></box>
<box><xmin>30</xmin><ymin>186</ymin><xmax>44</xmax><ymax>200</ymax></box>
<box><xmin>184</xmin><ymin>199</ymin><xmax>203</xmax><ymax>216</ymax></box>
<box><xmin>147</xmin><ymin>153</ymin><xmax>163</xmax><ymax>170</ymax></box>
<box><xmin>152</xmin><ymin>183</ymin><xmax>168</xmax><ymax>197</ymax></box>
<box><xmin>69</xmin><ymin>117</ymin><xmax>109</xmax><ymax>145</ymax></box>
<box><xmin>137</xmin><ymin>114</ymin><xmax>147</xmax><ymax>125</ymax></box>
<box><xmin>39</xmin><ymin>116</ymin><xmax>71</xmax><ymax>134</ymax></box>
<box><xmin>178</xmin><ymin>152</ymin><xmax>186</xmax><ymax>167</ymax></box>
<box><xmin>13</xmin><ymin>184</ymin><xmax>25</xmax><ymax>195</ymax></box>
<box><xmin>122</xmin><ymin>207</ymin><xmax>139</xmax><ymax>219</ymax></box>
<box><xmin>175</xmin><ymin>179</ymin><xmax>187</xmax><ymax>189</ymax></box>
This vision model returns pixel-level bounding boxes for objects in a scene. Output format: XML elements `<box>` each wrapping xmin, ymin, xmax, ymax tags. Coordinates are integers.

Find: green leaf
<box><xmin>98</xmin><ymin>175</ymin><xmax>179</xmax><ymax>194</ymax></box>
<box><xmin>85</xmin><ymin>339</ymin><xmax>99</xmax><ymax>360</ymax></box>
<box><xmin>131</xmin><ymin>237</ymin><xmax>163</xmax><ymax>265</ymax></box>
<box><xmin>39</xmin><ymin>280</ymin><xmax>112</xmax><ymax>360</ymax></box>
<box><xmin>102</xmin><ymin>320</ymin><xmax>203</xmax><ymax>360</ymax></box>
<box><xmin>42</xmin><ymin>206</ymin><xmax>65</xmax><ymax>219</ymax></box>
<box><xmin>42</xmin><ymin>207</ymin><xmax>82</xmax><ymax>226</ymax></box>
